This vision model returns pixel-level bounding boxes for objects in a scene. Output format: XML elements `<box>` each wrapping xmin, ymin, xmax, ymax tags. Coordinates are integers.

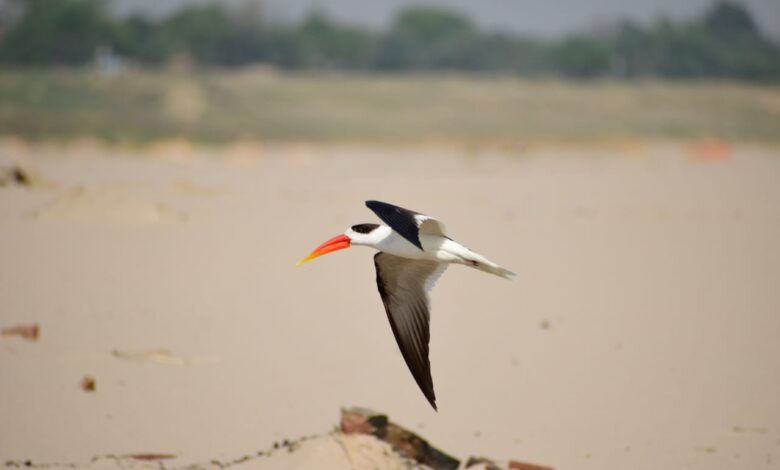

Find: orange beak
<box><xmin>296</xmin><ymin>234</ymin><xmax>351</xmax><ymax>266</ymax></box>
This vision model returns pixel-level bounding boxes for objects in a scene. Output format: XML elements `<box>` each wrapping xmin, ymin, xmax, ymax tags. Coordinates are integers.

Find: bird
<box><xmin>297</xmin><ymin>200</ymin><xmax>514</xmax><ymax>410</ymax></box>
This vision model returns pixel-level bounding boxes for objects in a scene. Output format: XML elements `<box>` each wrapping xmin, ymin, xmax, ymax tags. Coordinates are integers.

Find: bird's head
<box><xmin>296</xmin><ymin>223</ymin><xmax>381</xmax><ymax>266</ymax></box>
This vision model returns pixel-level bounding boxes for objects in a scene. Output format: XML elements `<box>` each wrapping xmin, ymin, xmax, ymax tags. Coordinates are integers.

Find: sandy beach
<box><xmin>1</xmin><ymin>141</ymin><xmax>779</xmax><ymax>469</ymax></box>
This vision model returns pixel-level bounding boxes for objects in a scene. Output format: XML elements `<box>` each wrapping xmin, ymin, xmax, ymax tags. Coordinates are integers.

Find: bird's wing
<box><xmin>366</xmin><ymin>200</ymin><xmax>446</xmax><ymax>250</ymax></box>
<box><xmin>373</xmin><ymin>252</ymin><xmax>448</xmax><ymax>410</ymax></box>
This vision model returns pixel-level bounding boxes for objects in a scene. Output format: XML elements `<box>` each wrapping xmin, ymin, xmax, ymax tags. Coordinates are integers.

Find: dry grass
<box><xmin>0</xmin><ymin>68</ymin><xmax>778</xmax><ymax>144</ymax></box>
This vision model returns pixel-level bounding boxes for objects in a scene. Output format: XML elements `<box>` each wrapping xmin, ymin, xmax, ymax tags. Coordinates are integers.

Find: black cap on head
<box><xmin>351</xmin><ymin>223</ymin><xmax>379</xmax><ymax>234</ymax></box>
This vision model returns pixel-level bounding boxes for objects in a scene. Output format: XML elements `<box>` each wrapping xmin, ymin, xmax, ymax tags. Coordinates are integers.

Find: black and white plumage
<box><xmin>365</xmin><ymin>200</ymin><xmax>447</xmax><ymax>250</ymax></box>
<box><xmin>298</xmin><ymin>200</ymin><xmax>514</xmax><ymax>410</ymax></box>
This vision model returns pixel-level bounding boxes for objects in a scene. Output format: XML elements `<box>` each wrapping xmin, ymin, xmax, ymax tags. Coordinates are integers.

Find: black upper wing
<box><xmin>373</xmin><ymin>252</ymin><xmax>447</xmax><ymax>410</ymax></box>
<box><xmin>366</xmin><ymin>200</ymin><xmax>426</xmax><ymax>250</ymax></box>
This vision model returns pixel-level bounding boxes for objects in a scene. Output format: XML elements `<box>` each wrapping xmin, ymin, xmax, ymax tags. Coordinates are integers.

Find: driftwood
<box><xmin>1</xmin><ymin>323</ymin><xmax>39</xmax><ymax>341</ymax></box>
<box><xmin>341</xmin><ymin>407</ymin><xmax>555</xmax><ymax>470</ymax></box>
<box><xmin>340</xmin><ymin>407</ymin><xmax>460</xmax><ymax>470</ymax></box>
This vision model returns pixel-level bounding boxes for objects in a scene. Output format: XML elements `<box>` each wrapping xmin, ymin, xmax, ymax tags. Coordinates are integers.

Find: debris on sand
<box><xmin>111</xmin><ymin>348</ymin><xmax>189</xmax><ymax>366</ymax></box>
<box><xmin>125</xmin><ymin>454</ymin><xmax>176</xmax><ymax>461</ymax></box>
<box><xmin>80</xmin><ymin>376</ymin><xmax>96</xmax><ymax>392</ymax></box>
<box><xmin>507</xmin><ymin>459</ymin><xmax>555</xmax><ymax>470</ymax></box>
<box><xmin>3</xmin><ymin>166</ymin><xmax>28</xmax><ymax>185</ymax></box>
<box><xmin>0</xmin><ymin>165</ymin><xmax>30</xmax><ymax>187</ymax></box>
<box><xmin>339</xmin><ymin>408</ymin><xmax>554</xmax><ymax>470</ymax></box>
<box><xmin>341</xmin><ymin>407</ymin><xmax>460</xmax><ymax>470</ymax></box>
<box><xmin>466</xmin><ymin>456</ymin><xmax>555</xmax><ymax>470</ymax></box>
<box><xmin>6</xmin><ymin>407</ymin><xmax>554</xmax><ymax>470</ymax></box>
<box><xmin>466</xmin><ymin>456</ymin><xmax>505</xmax><ymax>470</ymax></box>
<box><xmin>0</xmin><ymin>164</ymin><xmax>54</xmax><ymax>189</ymax></box>
<box><xmin>1</xmin><ymin>323</ymin><xmax>40</xmax><ymax>341</ymax></box>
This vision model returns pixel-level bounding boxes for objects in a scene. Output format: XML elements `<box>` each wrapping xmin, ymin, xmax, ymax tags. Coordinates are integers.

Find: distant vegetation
<box><xmin>1</xmin><ymin>70</ymin><xmax>778</xmax><ymax>143</ymax></box>
<box><xmin>0</xmin><ymin>0</ymin><xmax>779</xmax><ymax>80</ymax></box>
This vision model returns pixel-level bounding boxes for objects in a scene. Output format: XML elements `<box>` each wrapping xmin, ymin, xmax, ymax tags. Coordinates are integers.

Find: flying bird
<box><xmin>297</xmin><ymin>200</ymin><xmax>514</xmax><ymax>410</ymax></box>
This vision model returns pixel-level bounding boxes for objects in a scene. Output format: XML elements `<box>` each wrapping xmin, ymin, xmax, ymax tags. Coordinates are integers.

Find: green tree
<box><xmin>112</xmin><ymin>15</ymin><xmax>169</xmax><ymax>64</ymax></box>
<box><xmin>554</xmin><ymin>36</ymin><xmax>611</xmax><ymax>77</ymax></box>
<box><xmin>160</xmin><ymin>4</ymin><xmax>234</xmax><ymax>64</ymax></box>
<box><xmin>0</xmin><ymin>0</ymin><xmax>113</xmax><ymax>65</ymax></box>
<box><xmin>653</xmin><ymin>2</ymin><xmax>780</xmax><ymax>79</ymax></box>
<box><xmin>610</xmin><ymin>21</ymin><xmax>661</xmax><ymax>77</ymax></box>
<box><xmin>375</xmin><ymin>7</ymin><xmax>476</xmax><ymax>69</ymax></box>
<box><xmin>701</xmin><ymin>2</ymin><xmax>780</xmax><ymax>79</ymax></box>
<box><xmin>703</xmin><ymin>2</ymin><xmax>758</xmax><ymax>38</ymax></box>
<box><xmin>290</xmin><ymin>11</ymin><xmax>377</xmax><ymax>68</ymax></box>
<box><xmin>391</xmin><ymin>7</ymin><xmax>474</xmax><ymax>43</ymax></box>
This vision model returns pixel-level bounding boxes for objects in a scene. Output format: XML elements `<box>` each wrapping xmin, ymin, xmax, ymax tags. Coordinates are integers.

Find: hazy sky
<box><xmin>113</xmin><ymin>0</ymin><xmax>780</xmax><ymax>38</ymax></box>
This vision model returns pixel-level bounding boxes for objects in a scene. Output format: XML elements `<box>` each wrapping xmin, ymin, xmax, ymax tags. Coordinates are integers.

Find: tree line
<box><xmin>0</xmin><ymin>0</ymin><xmax>778</xmax><ymax>79</ymax></box>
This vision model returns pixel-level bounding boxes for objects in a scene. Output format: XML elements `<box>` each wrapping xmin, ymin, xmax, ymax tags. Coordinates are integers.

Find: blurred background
<box><xmin>1</xmin><ymin>1</ymin><xmax>779</xmax><ymax>470</ymax></box>
<box><xmin>0</xmin><ymin>0</ymin><xmax>778</xmax><ymax>142</ymax></box>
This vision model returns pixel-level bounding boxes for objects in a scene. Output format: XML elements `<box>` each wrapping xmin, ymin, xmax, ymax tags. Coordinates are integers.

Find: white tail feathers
<box><xmin>461</xmin><ymin>251</ymin><xmax>516</xmax><ymax>280</ymax></box>
<box><xmin>482</xmin><ymin>263</ymin><xmax>516</xmax><ymax>279</ymax></box>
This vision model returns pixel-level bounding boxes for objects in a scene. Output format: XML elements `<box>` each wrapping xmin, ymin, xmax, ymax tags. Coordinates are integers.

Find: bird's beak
<box><xmin>296</xmin><ymin>234</ymin><xmax>351</xmax><ymax>266</ymax></box>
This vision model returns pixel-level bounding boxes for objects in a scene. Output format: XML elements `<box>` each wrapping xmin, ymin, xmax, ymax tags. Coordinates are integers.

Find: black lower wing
<box><xmin>374</xmin><ymin>252</ymin><xmax>443</xmax><ymax>410</ymax></box>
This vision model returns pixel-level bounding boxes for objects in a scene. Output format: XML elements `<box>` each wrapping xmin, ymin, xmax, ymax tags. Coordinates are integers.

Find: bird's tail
<box><xmin>461</xmin><ymin>250</ymin><xmax>516</xmax><ymax>280</ymax></box>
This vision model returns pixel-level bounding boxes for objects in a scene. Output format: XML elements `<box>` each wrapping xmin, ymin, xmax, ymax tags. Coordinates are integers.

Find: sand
<box><xmin>1</xmin><ymin>142</ymin><xmax>779</xmax><ymax>469</ymax></box>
